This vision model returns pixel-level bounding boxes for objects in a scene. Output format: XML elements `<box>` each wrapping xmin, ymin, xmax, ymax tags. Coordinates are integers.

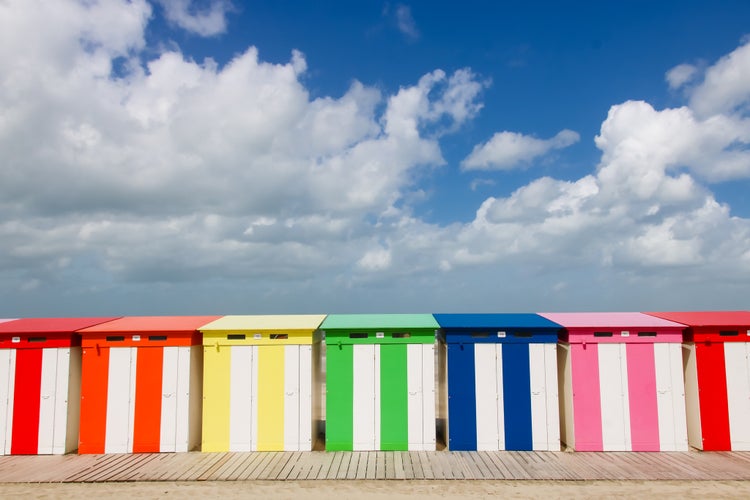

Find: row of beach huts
<box><xmin>0</xmin><ymin>311</ymin><xmax>749</xmax><ymax>455</ymax></box>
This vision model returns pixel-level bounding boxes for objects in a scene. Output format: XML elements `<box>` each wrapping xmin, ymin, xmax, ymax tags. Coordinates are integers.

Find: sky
<box><xmin>2</xmin><ymin>0</ymin><xmax>750</xmax><ymax>317</ymax></box>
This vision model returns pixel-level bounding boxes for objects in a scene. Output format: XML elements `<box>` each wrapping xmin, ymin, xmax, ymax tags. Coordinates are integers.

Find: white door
<box><xmin>529</xmin><ymin>343</ymin><xmax>559</xmax><ymax>451</ymax></box>
<box><xmin>159</xmin><ymin>346</ymin><xmax>179</xmax><ymax>452</ymax></box>
<box><xmin>474</xmin><ymin>343</ymin><xmax>503</xmax><ymax>450</ymax></box>
<box><xmin>37</xmin><ymin>348</ymin><xmax>59</xmax><ymax>454</ymax></box>
<box><xmin>598</xmin><ymin>343</ymin><xmax>631</xmax><ymax>451</ymax></box>
<box><xmin>654</xmin><ymin>343</ymin><xmax>688</xmax><ymax>451</ymax></box>
<box><xmin>229</xmin><ymin>345</ymin><xmax>255</xmax><ymax>451</ymax></box>
<box><xmin>297</xmin><ymin>345</ymin><xmax>313</xmax><ymax>451</ymax></box>
<box><xmin>352</xmin><ymin>344</ymin><xmax>377</xmax><ymax>450</ymax></box>
<box><xmin>283</xmin><ymin>345</ymin><xmax>300</xmax><ymax>450</ymax></box>
<box><xmin>725</xmin><ymin>342</ymin><xmax>750</xmax><ymax>450</ymax></box>
<box><xmin>105</xmin><ymin>347</ymin><xmax>137</xmax><ymax>453</ymax></box>
<box><xmin>0</xmin><ymin>349</ymin><xmax>15</xmax><ymax>455</ymax></box>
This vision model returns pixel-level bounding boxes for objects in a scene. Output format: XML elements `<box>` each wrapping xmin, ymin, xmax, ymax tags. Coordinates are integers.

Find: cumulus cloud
<box><xmin>688</xmin><ymin>41</ymin><xmax>750</xmax><ymax>117</ymax></box>
<box><xmin>155</xmin><ymin>0</ymin><xmax>234</xmax><ymax>37</ymax></box>
<box><xmin>666</xmin><ymin>63</ymin><xmax>698</xmax><ymax>90</ymax></box>
<box><xmin>462</xmin><ymin>129</ymin><xmax>580</xmax><ymax>170</ymax></box>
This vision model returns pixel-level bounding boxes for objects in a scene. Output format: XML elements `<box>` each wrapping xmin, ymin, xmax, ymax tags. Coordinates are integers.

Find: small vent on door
<box><xmin>148</xmin><ymin>335</ymin><xmax>168</xmax><ymax>341</ymax></box>
<box><xmin>637</xmin><ymin>331</ymin><xmax>657</xmax><ymax>337</ymax></box>
<box><xmin>392</xmin><ymin>332</ymin><xmax>411</xmax><ymax>338</ymax></box>
<box><xmin>106</xmin><ymin>336</ymin><xmax>125</xmax><ymax>342</ymax></box>
<box><xmin>512</xmin><ymin>331</ymin><xmax>532</xmax><ymax>338</ymax></box>
<box><xmin>593</xmin><ymin>331</ymin><xmax>613</xmax><ymax>337</ymax></box>
<box><xmin>28</xmin><ymin>337</ymin><xmax>46</xmax><ymax>343</ymax></box>
<box><xmin>471</xmin><ymin>332</ymin><xmax>490</xmax><ymax>338</ymax></box>
<box><xmin>270</xmin><ymin>334</ymin><xmax>288</xmax><ymax>340</ymax></box>
<box><xmin>349</xmin><ymin>333</ymin><xmax>368</xmax><ymax>338</ymax></box>
<box><xmin>227</xmin><ymin>334</ymin><xmax>246</xmax><ymax>340</ymax></box>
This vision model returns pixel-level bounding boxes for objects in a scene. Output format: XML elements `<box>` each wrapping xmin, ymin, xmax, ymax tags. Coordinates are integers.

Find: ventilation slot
<box><xmin>594</xmin><ymin>331</ymin><xmax>613</xmax><ymax>337</ymax></box>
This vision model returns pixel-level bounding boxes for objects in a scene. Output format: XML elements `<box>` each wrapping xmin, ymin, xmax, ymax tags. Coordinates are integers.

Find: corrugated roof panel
<box><xmin>433</xmin><ymin>313</ymin><xmax>562</xmax><ymax>329</ymax></box>
<box><xmin>79</xmin><ymin>316</ymin><xmax>220</xmax><ymax>333</ymax></box>
<box><xmin>199</xmin><ymin>315</ymin><xmax>326</xmax><ymax>332</ymax></box>
<box><xmin>0</xmin><ymin>317</ymin><xmax>120</xmax><ymax>333</ymax></box>
<box><xmin>321</xmin><ymin>314</ymin><xmax>439</xmax><ymax>329</ymax></box>
<box><xmin>645</xmin><ymin>311</ymin><xmax>750</xmax><ymax>327</ymax></box>
<box><xmin>539</xmin><ymin>312</ymin><xmax>685</xmax><ymax>329</ymax></box>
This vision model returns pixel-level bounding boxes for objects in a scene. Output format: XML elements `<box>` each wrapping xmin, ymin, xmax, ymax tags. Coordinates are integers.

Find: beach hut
<box><xmin>322</xmin><ymin>314</ymin><xmax>438</xmax><ymax>451</ymax></box>
<box><xmin>645</xmin><ymin>311</ymin><xmax>750</xmax><ymax>451</ymax></box>
<box><xmin>199</xmin><ymin>315</ymin><xmax>326</xmax><ymax>452</ymax></box>
<box><xmin>540</xmin><ymin>312</ymin><xmax>688</xmax><ymax>452</ymax></box>
<box><xmin>77</xmin><ymin>316</ymin><xmax>219</xmax><ymax>454</ymax></box>
<box><xmin>434</xmin><ymin>313</ymin><xmax>562</xmax><ymax>451</ymax></box>
<box><xmin>0</xmin><ymin>317</ymin><xmax>118</xmax><ymax>455</ymax></box>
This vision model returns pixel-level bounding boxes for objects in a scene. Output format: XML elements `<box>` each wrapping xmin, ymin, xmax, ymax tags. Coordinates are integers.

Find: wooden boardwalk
<box><xmin>1</xmin><ymin>450</ymin><xmax>750</xmax><ymax>482</ymax></box>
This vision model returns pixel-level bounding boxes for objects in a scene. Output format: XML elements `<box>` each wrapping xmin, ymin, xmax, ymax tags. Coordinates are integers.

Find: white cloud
<box><xmin>395</xmin><ymin>4</ymin><xmax>419</xmax><ymax>40</ymax></box>
<box><xmin>666</xmin><ymin>63</ymin><xmax>697</xmax><ymax>90</ymax></box>
<box><xmin>155</xmin><ymin>0</ymin><xmax>233</xmax><ymax>37</ymax></box>
<box><xmin>689</xmin><ymin>41</ymin><xmax>750</xmax><ymax>117</ymax></box>
<box><xmin>462</xmin><ymin>129</ymin><xmax>579</xmax><ymax>170</ymax></box>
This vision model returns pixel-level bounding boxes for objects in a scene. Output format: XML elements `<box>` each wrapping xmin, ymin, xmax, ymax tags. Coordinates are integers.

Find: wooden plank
<box><xmin>401</xmin><ymin>451</ymin><xmax>414</xmax><ymax>479</ymax></box>
<box><xmin>374</xmin><ymin>451</ymin><xmax>384</xmax><ymax>479</ymax></box>
<box><xmin>335</xmin><ymin>451</ymin><xmax>351</xmax><ymax>480</ymax></box>
<box><xmin>393</xmin><ymin>451</ymin><xmax>405</xmax><ymax>479</ymax></box>
<box><xmin>363</xmin><ymin>451</ymin><xmax>376</xmax><ymax>479</ymax></box>
<box><xmin>346</xmin><ymin>452</ymin><xmax>360</xmax><ymax>480</ymax></box>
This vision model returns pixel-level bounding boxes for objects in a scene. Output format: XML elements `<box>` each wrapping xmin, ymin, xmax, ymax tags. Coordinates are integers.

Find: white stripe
<box><xmin>654</xmin><ymin>343</ymin><xmax>688</xmax><ymax>451</ymax></box>
<box><xmin>37</xmin><ymin>348</ymin><xmax>58</xmax><ymax>454</ymax></box>
<box><xmin>52</xmin><ymin>348</ymin><xmax>72</xmax><ymax>455</ymax></box>
<box><xmin>544</xmin><ymin>343</ymin><xmax>561</xmax><ymax>451</ymax></box>
<box><xmin>529</xmin><ymin>343</ymin><xmax>547</xmax><ymax>451</ymax></box>
<box><xmin>558</xmin><ymin>343</ymin><xmax>574</xmax><ymax>450</ymax></box>
<box><xmin>105</xmin><ymin>348</ymin><xmax>136</xmax><ymax>454</ymax></box>
<box><xmin>353</xmin><ymin>344</ymin><xmax>376</xmax><ymax>450</ymax></box>
<box><xmin>297</xmin><ymin>345</ymin><xmax>313</xmax><ymax>451</ymax></box>
<box><xmin>725</xmin><ymin>343</ymin><xmax>750</xmax><ymax>450</ymax></box>
<box><xmin>421</xmin><ymin>343</ymin><xmax>436</xmax><ymax>450</ymax></box>
<box><xmin>474</xmin><ymin>343</ymin><xmax>500</xmax><ymax>450</ymax></box>
<box><xmin>251</xmin><ymin>346</ymin><xmax>259</xmax><ymax>451</ymax></box>
<box><xmin>373</xmin><ymin>344</ymin><xmax>381</xmax><ymax>449</ymax></box>
<box><xmin>173</xmin><ymin>346</ymin><xmax>192</xmax><ymax>453</ymax></box>
<box><xmin>406</xmin><ymin>344</ymin><xmax>423</xmax><ymax>450</ymax></box>
<box><xmin>598</xmin><ymin>344</ymin><xmax>630</xmax><ymax>451</ymax></box>
<box><xmin>160</xmin><ymin>346</ymin><xmax>178</xmax><ymax>452</ymax></box>
<box><xmin>229</xmin><ymin>345</ymin><xmax>253</xmax><ymax>451</ymax></box>
<box><xmin>283</xmin><ymin>345</ymin><xmax>300</xmax><ymax>451</ymax></box>
<box><xmin>0</xmin><ymin>350</ymin><xmax>14</xmax><ymax>455</ymax></box>
<box><xmin>495</xmin><ymin>344</ymin><xmax>506</xmax><ymax>450</ymax></box>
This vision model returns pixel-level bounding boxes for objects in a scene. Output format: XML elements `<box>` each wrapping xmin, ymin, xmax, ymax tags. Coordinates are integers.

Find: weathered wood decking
<box><xmin>1</xmin><ymin>450</ymin><xmax>750</xmax><ymax>482</ymax></box>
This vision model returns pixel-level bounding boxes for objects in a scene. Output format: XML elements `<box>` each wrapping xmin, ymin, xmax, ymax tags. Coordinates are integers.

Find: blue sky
<box><xmin>2</xmin><ymin>0</ymin><xmax>750</xmax><ymax>317</ymax></box>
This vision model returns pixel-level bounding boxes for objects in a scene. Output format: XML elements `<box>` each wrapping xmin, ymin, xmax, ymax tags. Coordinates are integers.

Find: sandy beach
<box><xmin>3</xmin><ymin>480</ymin><xmax>750</xmax><ymax>499</ymax></box>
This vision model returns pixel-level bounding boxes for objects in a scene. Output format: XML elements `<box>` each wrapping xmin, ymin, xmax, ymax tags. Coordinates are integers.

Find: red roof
<box><xmin>645</xmin><ymin>311</ymin><xmax>750</xmax><ymax>327</ymax></box>
<box><xmin>78</xmin><ymin>315</ymin><xmax>221</xmax><ymax>333</ymax></box>
<box><xmin>0</xmin><ymin>317</ymin><xmax>119</xmax><ymax>333</ymax></box>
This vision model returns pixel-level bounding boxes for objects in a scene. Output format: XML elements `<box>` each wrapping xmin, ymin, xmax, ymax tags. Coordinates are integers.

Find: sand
<box><xmin>3</xmin><ymin>480</ymin><xmax>750</xmax><ymax>499</ymax></box>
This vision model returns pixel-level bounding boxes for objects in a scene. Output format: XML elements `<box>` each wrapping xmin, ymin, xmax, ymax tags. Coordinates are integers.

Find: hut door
<box><xmin>724</xmin><ymin>342</ymin><xmax>750</xmax><ymax>450</ymax></box>
<box><xmin>0</xmin><ymin>349</ymin><xmax>14</xmax><ymax>455</ymax></box>
<box><xmin>229</xmin><ymin>345</ymin><xmax>256</xmax><ymax>452</ymax></box>
<box><xmin>105</xmin><ymin>347</ymin><xmax>137</xmax><ymax>453</ymax></box>
<box><xmin>283</xmin><ymin>344</ymin><xmax>303</xmax><ymax>451</ymax></box>
<box><xmin>654</xmin><ymin>343</ymin><xmax>688</xmax><ymax>451</ymax></box>
<box><xmin>37</xmin><ymin>348</ymin><xmax>64</xmax><ymax>455</ymax></box>
<box><xmin>296</xmin><ymin>344</ymin><xmax>313</xmax><ymax>451</ymax></box>
<box><xmin>529</xmin><ymin>343</ymin><xmax>559</xmax><ymax>451</ymax></box>
<box><xmin>474</xmin><ymin>343</ymin><xmax>503</xmax><ymax>450</ymax></box>
<box><xmin>352</xmin><ymin>344</ymin><xmax>377</xmax><ymax>450</ymax></box>
<box><xmin>447</xmin><ymin>342</ymin><xmax>477</xmax><ymax>450</ymax></box>
<box><xmin>597</xmin><ymin>343</ymin><xmax>630</xmax><ymax>451</ymax></box>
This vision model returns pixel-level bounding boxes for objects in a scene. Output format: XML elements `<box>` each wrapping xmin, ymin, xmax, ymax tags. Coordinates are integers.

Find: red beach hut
<box><xmin>645</xmin><ymin>311</ymin><xmax>750</xmax><ymax>451</ymax></box>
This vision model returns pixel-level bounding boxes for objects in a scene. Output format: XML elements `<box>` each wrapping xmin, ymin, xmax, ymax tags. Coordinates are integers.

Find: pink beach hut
<box><xmin>540</xmin><ymin>312</ymin><xmax>688</xmax><ymax>452</ymax></box>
